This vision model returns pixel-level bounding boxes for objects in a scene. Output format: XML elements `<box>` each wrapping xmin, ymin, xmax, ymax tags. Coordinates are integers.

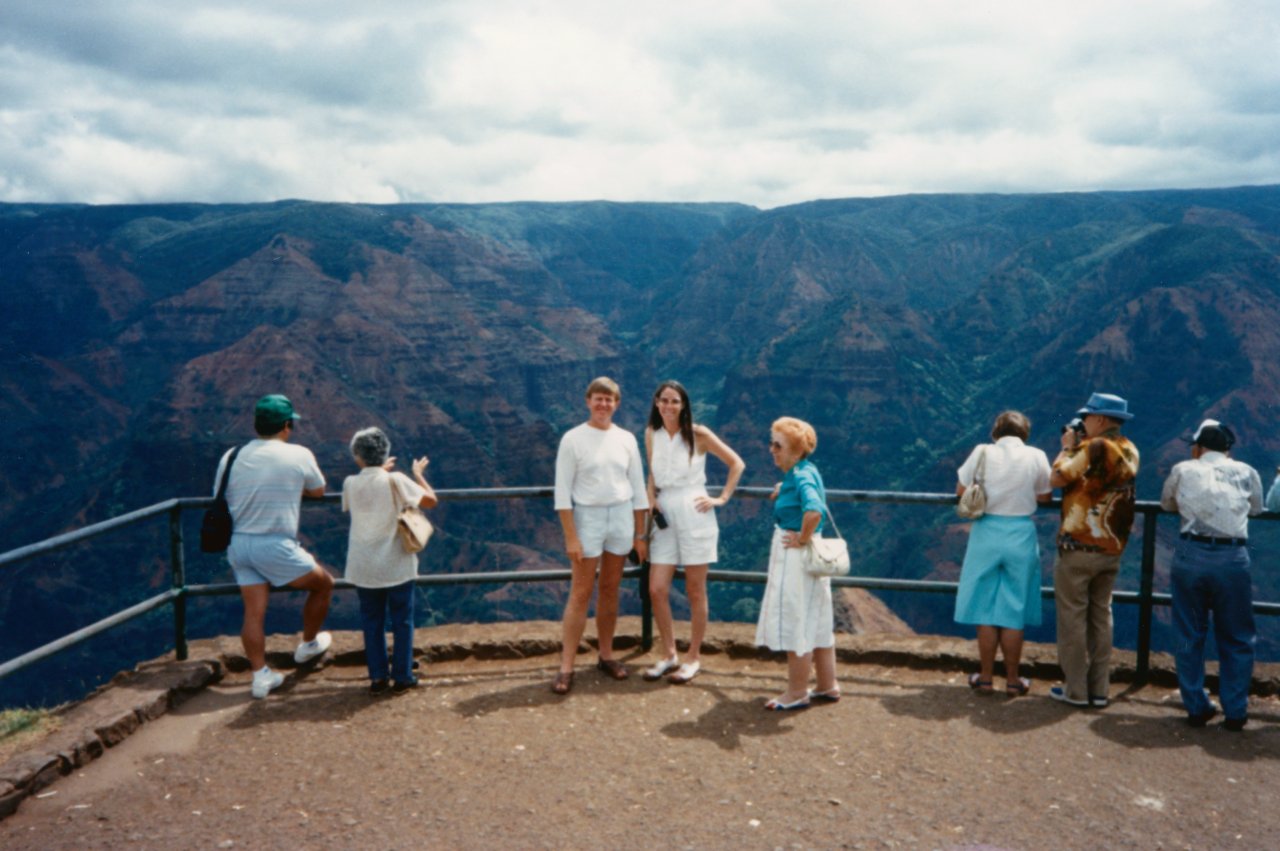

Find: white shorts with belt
<box><xmin>573</xmin><ymin>502</ymin><xmax>634</xmax><ymax>558</ymax></box>
<box><xmin>649</xmin><ymin>485</ymin><xmax>719</xmax><ymax>566</ymax></box>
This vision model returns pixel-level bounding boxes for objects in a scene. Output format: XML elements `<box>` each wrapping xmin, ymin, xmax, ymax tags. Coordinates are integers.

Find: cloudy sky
<box><xmin>2</xmin><ymin>0</ymin><xmax>1278</xmax><ymax>208</ymax></box>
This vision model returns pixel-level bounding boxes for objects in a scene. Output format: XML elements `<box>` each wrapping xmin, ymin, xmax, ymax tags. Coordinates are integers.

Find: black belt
<box><xmin>1180</xmin><ymin>532</ymin><xmax>1247</xmax><ymax>546</ymax></box>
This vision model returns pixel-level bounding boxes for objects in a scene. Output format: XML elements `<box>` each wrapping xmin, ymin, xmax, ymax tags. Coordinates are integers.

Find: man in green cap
<box><xmin>213</xmin><ymin>394</ymin><xmax>335</xmax><ymax>698</ymax></box>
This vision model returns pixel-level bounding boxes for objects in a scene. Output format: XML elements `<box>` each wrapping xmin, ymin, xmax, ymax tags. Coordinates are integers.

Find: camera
<box><xmin>652</xmin><ymin>508</ymin><xmax>668</xmax><ymax>530</ymax></box>
<box><xmin>1061</xmin><ymin>417</ymin><xmax>1085</xmax><ymax>436</ymax></box>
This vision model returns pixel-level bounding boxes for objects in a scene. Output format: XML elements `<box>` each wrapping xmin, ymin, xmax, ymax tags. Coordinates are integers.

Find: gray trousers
<box><xmin>1054</xmin><ymin>549</ymin><xmax>1122</xmax><ymax>702</ymax></box>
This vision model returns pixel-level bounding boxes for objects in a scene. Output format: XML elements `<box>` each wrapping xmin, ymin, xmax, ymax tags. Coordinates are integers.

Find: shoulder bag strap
<box><xmin>388</xmin><ymin>474</ymin><xmax>403</xmax><ymax>512</ymax></box>
<box><xmin>821</xmin><ymin>505</ymin><xmax>844</xmax><ymax>540</ymax></box>
<box><xmin>216</xmin><ymin>445</ymin><xmax>244</xmax><ymax>500</ymax></box>
<box><xmin>974</xmin><ymin>445</ymin><xmax>988</xmax><ymax>485</ymax></box>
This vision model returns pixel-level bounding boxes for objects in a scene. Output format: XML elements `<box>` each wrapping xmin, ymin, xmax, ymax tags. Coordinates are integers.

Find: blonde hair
<box><xmin>772</xmin><ymin>416</ymin><xmax>817</xmax><ymax>458</ymax></box>
<box><xmin>585</xmin><ymin>376</ymin><xmax>621</xmax><ymax>400</ymax></box>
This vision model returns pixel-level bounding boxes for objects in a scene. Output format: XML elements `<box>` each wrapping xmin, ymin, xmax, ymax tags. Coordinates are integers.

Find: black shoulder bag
<box><xmin>200</xmin><ymin>446</ymin><xmax>244</xmax><ymax>553</ymax></box>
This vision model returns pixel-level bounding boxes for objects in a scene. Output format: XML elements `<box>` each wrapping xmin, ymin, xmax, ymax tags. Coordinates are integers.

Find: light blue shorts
<box><xmin>573</xmin><ymin>502</ymin><xmax>634</xmax><ymax>559</ymax></box>
<box><xmin>228</xmin><ymin>533</ymin><xmax>318</xmax><ymax>587</ymax></box>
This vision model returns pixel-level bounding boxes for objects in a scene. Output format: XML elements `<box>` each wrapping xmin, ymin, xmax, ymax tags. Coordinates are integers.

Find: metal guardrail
<box><xmin>2</xmin><ymin>486</ymin><xmax>1278</xmax><ymax>686</ymax></box>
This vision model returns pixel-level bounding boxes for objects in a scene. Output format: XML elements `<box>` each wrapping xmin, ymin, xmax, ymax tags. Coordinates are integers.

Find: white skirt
<box><xmin>754</xmin><ymin>527</ymin><xmax>835</xmax><ymax>655</ymax></box>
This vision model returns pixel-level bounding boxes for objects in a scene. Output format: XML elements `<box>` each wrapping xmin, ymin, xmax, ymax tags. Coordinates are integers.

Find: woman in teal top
<box><xmin>754</xmin><ymin>416</ymin><xmax>840</xmax><ymax>710</ymax></box>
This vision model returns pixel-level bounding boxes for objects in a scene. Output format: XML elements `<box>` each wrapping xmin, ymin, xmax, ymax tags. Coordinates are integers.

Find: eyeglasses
<box><xmin>769</xmin><ymin>440</ymin><xmax>784</xmax><ymax>450</ymax></box>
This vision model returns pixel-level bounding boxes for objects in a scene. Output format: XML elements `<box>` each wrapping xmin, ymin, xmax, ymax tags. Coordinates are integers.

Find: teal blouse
<box><xmin>773</xmin><ymin>459</ymin><xmax>827</xmax><ymax>533</ymax></box>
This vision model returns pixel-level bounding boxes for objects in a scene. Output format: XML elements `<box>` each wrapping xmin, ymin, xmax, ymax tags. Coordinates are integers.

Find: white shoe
<box><xmin>643</xmin><ymin>657</ymin><xmax>680</xmax><ymax>681</ymax></box>
<box><xmin>294</xmin><ymin>631</ymin><xmax>332</xmax><ymax>664</ymax></box>
<box><xmin>1048</xmin><ymin>686</ymin><xmax>1089</xmax><ymax>707</ymax></box>
<box><xmin>669</xmin><ymin>661</ymin><xmax>701</xmax><ymax>684</ymax></box>
<box><xmin>251</xmin><ymin>668</ymin><xmax>284</xmax><ymax>699</ymax></box>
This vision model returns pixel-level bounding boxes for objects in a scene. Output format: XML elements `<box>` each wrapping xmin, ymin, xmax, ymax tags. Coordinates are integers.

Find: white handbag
<box><xmin>955</xmin><ymin>446</ymin><xmax>988</xmax><ymax>519</ymax></box>
<box><xmin>805</xmin><ymin>510</ymin><xmax>851</xmax><ymax>577</ymax></box>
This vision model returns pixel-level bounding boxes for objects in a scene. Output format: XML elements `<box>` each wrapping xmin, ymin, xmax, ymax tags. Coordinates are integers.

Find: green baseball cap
<box><xmin>254</xmin><ymin>394</ymin><xmax>302</xmax><ymax>431</ymax></box>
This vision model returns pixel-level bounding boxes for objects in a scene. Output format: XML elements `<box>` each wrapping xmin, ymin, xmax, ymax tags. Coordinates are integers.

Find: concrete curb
<box><xmin>0</xmin><ymin>659</ymin><xmax>222</xmax><ymax>819</ymax></box>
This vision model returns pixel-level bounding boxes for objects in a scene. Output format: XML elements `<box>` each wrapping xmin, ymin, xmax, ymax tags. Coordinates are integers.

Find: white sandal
<box><xmin>643</xmin><ymin>657</ymin><xmax>680</xmax><ymax>681</ymax></box>
<box><xmin>668</xmin><ymin>661</ymin><xmax>701</xmax><ymax>684</ymax></box>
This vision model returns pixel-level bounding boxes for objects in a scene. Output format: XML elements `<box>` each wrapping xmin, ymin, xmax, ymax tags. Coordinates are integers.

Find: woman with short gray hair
<box><xmin>342</xmin><ymin>427</ymin><xmax>437</xmax><ymax>695</ymax></box>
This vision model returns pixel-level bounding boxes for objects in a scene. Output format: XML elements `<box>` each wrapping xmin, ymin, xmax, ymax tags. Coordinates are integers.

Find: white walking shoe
<box><xmin>294</xmin><ymin>631</ymin><xmax>332</xmax><ymax>665</ymax></box>
<box><xmin>251</xmin><ymin>668</ymin><xmax>284</xmax><ymax>699</ymax></box>
<box><xmin>669</xmin><ymin>661</ymin><xmax>701</xmax><ymax>684</ymax></box>
<box><xmin>643</xmin><ymin>657</ymin><xmax>680</xmax><ymax>681</ymax></box>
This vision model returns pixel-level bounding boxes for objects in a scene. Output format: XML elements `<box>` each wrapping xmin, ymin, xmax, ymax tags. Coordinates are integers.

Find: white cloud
<box><xmin>0</xmin><ymin>0</ymin><xmax>1277</xmax><ymax>206</ymax></box>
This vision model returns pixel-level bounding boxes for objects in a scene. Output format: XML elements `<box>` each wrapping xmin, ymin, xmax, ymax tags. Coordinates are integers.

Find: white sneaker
<box><xmin>294</xmin><ymin>631</ymin><xmax>332</xmax><ymax>665</ymax></box>
<box><xmin>1048</xmin><ymin>686</ymin><xmax>1089</xmax><ymax>707</ymax></box>
<box><xmin>643</xmin><ymin>657</ymin><xmax>680</xmax><ymax>681</ymax></box>
<box><xmin>669</xmin><ymin>661</ymin><xmax>701</xmax><ymax>684</ymax></box>
<box><xmin>251</xmin><ymin>668</ymin><xmax>284</xmax><ymax>699</ymax></box>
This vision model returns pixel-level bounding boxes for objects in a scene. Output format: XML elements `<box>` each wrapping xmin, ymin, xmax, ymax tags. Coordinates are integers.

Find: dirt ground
<box><xmin>3</xmin><ymin>627</ymin><xmax>1279</xmax><ymax>851</ymax></box>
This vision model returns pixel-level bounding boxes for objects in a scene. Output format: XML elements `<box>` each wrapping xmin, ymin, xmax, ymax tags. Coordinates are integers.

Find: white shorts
<box><xmin>649</xmin><ymin>486</ymin><xmax>719</xmax><ymax>566</ymax></box>
<box><xmin>573</xmin><ymin>502</ymin><xmax>634</xmax><ymax>558</ymax></box>
<box><xmin>228</xmin><ymin>533</ymin><xmax>318</xmax><ymax>587</ymax></box>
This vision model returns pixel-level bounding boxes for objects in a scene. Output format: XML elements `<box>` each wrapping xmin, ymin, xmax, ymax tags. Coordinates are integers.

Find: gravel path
<box><xmin>3</xmin><ymin>625</ymin><xmax>1279</xmax><ymax>850</ymax></box>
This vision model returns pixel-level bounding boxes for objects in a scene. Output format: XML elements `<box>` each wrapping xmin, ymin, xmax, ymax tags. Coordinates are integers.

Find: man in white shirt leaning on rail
<box><xmin>214</xmin><ymin>394</ymin><xmax>336</xmax><ymax>699</ymax></box>
<box><xmin>1160</xmin><ymin>419</ymin><xmax>1263</xmax><ymax>732</ymax></box>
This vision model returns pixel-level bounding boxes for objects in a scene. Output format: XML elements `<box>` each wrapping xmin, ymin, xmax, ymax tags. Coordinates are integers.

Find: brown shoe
<box><xmin>551</xmin><ymin>671</ymin><xmax>574</xmax><ymax>695</ymax></box>
<box><xmin>596</xmin><ymin>658</ymin><xmax>629</xmax><ymax>680</ymax></box>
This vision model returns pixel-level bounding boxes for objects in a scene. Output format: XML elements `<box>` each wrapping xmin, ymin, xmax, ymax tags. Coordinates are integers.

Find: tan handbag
<box><xmin>956</xmin><ymin>446</ymin><xmax>988</xmax><ymax>519</ymax></box>
<box><xmin>391</xmin><ymin>477</ymin><xmax>433</xmax><ymax>553</ymax></box>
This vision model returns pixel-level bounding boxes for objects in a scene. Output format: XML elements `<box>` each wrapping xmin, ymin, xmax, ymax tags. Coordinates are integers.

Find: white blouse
<box><xmin>342</xmin><ymin>467</ymin><xmax>429</xmax><ymax>588</ymax></box>
<box><xmin>650</xmin><ymin>428</ymin><xmax>707</xmax><ymax>490</ymax></box>
<box><xmin>957</xmin><ymin>435</ymin><xmax>1051</xmax><ymax>517</ymax></box>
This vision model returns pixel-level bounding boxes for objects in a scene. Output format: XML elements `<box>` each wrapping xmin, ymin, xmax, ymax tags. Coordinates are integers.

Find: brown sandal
<box><xmin>551</xmin><ymin>671</ymin><xmax>574</xmax><ymax>695</ymax></box>
<box><xmin>596</xmin><ymin>658</ymin><xmax>629</xmax><ymax>680</ymax></box>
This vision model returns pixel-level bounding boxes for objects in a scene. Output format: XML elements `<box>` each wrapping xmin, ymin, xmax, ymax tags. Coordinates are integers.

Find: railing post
<box><xmin>169</xmin><ymin>504</ymin><xmax>188</xmax><ymax>662</ymax></box>
<box><xmin>640</xmin><ymin>559</ymin><xmax>653</xmax><ymax>652</ymax></box>
<box><xmin>1135</xmin><ymin>507</ymin><xmax>1158</xmax><ymax>686</ymax></box>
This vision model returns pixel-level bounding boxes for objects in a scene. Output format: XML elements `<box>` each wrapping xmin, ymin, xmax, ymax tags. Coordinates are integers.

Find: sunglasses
<box><xmin>769</xmin><ymin>440</ymin><xmax>784</xmax><ymax>450</ymax></box>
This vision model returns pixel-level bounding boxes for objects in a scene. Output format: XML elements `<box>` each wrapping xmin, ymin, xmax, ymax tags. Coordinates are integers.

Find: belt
<box><xmin>1180</xmin><ymin>532</ymin><xmax>1247</xmax><ymax>546</ymax></box>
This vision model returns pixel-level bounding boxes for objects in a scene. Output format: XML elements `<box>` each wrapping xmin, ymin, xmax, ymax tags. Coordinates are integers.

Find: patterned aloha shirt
<box><xmin>1053</xmin><ymin>428</ymin><xmax>1140</xmax><ymax>555</ymax></box>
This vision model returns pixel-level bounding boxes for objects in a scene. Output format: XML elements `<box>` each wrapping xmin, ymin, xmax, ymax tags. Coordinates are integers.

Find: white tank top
<box><xmin>651</xmin><ymin>428</ymin><xmax>707</xmax><ymax>490</ymax></box>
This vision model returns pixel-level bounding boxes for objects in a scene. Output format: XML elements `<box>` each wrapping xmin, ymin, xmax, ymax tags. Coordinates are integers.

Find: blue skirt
<box><xmin>953</xmin><ymin>515</ymin><xmax>1043</xmax><ymax>629</ymax></box>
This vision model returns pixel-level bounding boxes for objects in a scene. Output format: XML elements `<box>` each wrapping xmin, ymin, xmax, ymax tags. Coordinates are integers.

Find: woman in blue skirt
<box><xmin>954</xmin><ymin>411</ymin><xmax>1052</xmax><ymax>697</ymax></box>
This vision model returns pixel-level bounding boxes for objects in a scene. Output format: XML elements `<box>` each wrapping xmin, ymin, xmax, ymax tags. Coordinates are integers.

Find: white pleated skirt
<box><xmin>754</xmin><ymin>527</ymin><xmax>835</xmax><ymax>655</ymax></box>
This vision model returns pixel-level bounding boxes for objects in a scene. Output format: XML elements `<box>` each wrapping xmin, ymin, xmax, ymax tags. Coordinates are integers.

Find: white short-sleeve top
<box><xmin>342</xmin><ymin>467</ymin><xmax>429</xmax><ymax>588</ymax></box>
<box><xmin>218</xmin><ymin>439</ymin><xmax>325</xmax><ymax>537</ymax></box>
<box><xmin>957</xmin><ymin>435</ymin><xmax>1052</xmax><ymax>517</ymax></box>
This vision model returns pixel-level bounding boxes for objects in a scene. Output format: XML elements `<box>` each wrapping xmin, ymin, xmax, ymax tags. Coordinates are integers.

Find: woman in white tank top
<box><xmin>642</xmin><ymin>380</ymin><xmax>745</xmax><ymax>684</ymax></box>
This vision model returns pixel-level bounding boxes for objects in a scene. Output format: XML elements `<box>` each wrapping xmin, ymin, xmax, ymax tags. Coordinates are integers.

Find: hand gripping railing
<box><xmin>2</xmin><ymin>486</ymin><xmax>1278</xmax><ymax>688</ymax></box>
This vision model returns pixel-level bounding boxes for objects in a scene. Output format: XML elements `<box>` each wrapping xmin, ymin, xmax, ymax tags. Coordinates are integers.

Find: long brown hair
<box><xmin>648</xmin><ymin>380</ymin><xmax>695</xmax><ymax>458</ymax></box>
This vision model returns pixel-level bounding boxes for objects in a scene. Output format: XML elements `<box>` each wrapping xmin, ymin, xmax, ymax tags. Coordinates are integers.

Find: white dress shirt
<box><xmin>1160</xmin><ymin>451</ymin><xmax>1263</xmax><ymax>539</ymax></box>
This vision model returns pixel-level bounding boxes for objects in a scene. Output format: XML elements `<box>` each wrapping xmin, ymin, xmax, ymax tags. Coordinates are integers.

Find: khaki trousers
<box><xmin>1053</xmin><ymin>549</ymin><xmax>1122</xmax><ymax>702</ymax></box>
